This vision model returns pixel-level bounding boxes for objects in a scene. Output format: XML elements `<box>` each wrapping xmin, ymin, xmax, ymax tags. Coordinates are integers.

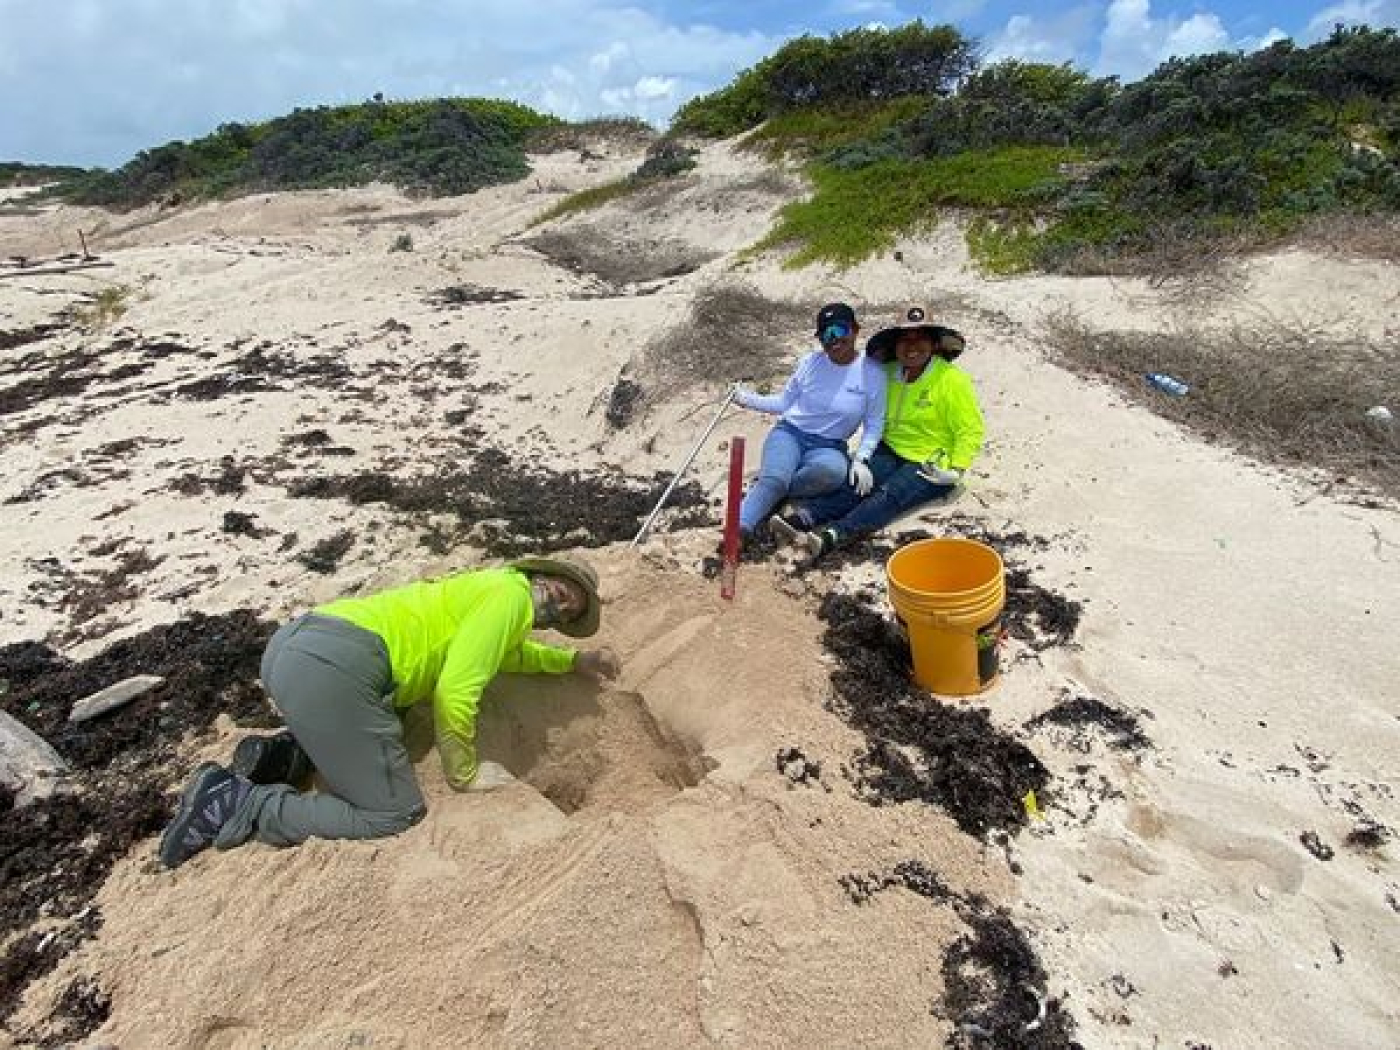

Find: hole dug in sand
<box><xmin>473</xmin><ymin>676</ymin><xmax>710</xmax><ymax>815</ymax></box>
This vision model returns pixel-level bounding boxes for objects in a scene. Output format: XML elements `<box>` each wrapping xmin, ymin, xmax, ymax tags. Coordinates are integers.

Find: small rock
<box><xmin>69</xmin><ymin>674</ymin><xmax>164</xmax><ymax>723</ymax></box>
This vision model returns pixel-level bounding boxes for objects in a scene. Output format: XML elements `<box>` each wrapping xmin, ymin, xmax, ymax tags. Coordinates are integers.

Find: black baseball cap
<box><xmin>815</xmin><ymin>302</ymin><xmax>857</xmax><ymax>335</ymax></box>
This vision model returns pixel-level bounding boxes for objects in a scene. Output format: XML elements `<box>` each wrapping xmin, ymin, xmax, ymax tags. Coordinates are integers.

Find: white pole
<box><xmin>630</xmin><ymin>388</ymin><xmax>737</xmax><ymax>548</ymax></box>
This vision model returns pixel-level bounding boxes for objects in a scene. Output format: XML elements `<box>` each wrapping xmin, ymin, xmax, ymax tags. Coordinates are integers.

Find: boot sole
<box><xmin>230</xmin><ymin>735</ymin><xmax>275</xmax><ymax>782</ymax></box>
<box><xmin>231</xmin><ymin>733</ymin><xmax>312</xmax><ymax>785</ymax></box>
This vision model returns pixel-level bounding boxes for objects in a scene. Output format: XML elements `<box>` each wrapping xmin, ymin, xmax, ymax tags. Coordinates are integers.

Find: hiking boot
<box><xmin>158</xmin><ymin>763</ymin><xmax>253</xmax><ymax>870</ymax></box>
<box><xmin>231</xmin><ymin>730</ymin><xmax>314</xmax><ymax>786</ymax></box>
<box><xmin>804</xmin><ymin>528</ymin><xmax>839</xmax><ymax>559</ymax></box>
<box><xmin>767</xmin><ymin>512</ymin><xmax>809</xmax><ymax>548</ymax></box>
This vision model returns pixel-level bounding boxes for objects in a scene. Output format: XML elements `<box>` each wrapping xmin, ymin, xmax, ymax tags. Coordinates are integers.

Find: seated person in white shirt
<box><xmin>730</xmin><ymin>302</ymin><xmax>887</xmax><ymax>549</ymax></box>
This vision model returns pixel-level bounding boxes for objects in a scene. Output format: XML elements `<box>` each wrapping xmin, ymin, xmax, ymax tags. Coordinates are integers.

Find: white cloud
<box><xmin>635</xmin><ymin>75</ymin><xmax>677</xmax><ymax>101</ymax></box>
<box><xmin>0</xmin><ymin>0</ymin><xmax>781</xmax><ymax>166</ymax></box>
<box><xmin>985</xmin><ymin>7</ymin><xmax>1099</xmax><ymax>66</ymax></box>
<box><xmin>589</xmin><ymin>42</ymin><xmax>629</xmax><ymax>74</ymax></box>
<box><xmin>1252</xmin><ymin>27</ymin><xmax>1291</xmax><ymax>49</ymax></box>
<box><xmin>1305</xmin><ymin>0</ymin><xmax>1400</xmax><ymax>38</ymax></box>
<box><xmin>1164</xmin><ymin>12</ymin><xmax>1231</xmax><ymax>55</ymax></box>
<box><xmin>1097</xmin><ymin>0</ymin><xmax>1249</xmax><ymax>80</ymax></box>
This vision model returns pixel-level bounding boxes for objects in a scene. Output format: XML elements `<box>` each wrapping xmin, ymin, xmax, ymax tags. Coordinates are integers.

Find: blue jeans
<box><xmin>792</xmin><ymin>443</ymin><xmax>954</xmax><ymax>544</ymax></box>
<box><xmin>739</xmin><ymin>420</ymin><xmax>849</xmax><ymax>533</ymax></box>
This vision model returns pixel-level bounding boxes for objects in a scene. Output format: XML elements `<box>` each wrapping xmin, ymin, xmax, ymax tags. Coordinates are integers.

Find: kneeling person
<box><xmin>159</xmin><ymin>556</ymin><xmax>618</xmax><ymax>869</ymax></box>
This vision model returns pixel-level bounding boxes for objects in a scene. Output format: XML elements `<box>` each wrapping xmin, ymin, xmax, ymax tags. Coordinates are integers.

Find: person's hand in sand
<box><xmin>574</xmin><ymin>647</ymin><xmax>620</xmax><ymax>681</ymax></box>
<box><xmin>158</xmin><ymin>555</ymin><xmax>607</xmax><ymax>869</ymax></box>
<box><xmin>467</xmin><ymin>761</ymin><xmax>517</xmax><ymax>791</ymax></box>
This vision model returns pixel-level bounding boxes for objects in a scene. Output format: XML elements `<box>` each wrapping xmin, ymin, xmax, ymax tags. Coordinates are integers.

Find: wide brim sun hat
<box><xmin>865</xmin><ymin>303</ymin><xmax>965</xmax><ymax>363</ymax></box>
<box><xmin>509</xmin><ymin>555</ymin><xmax>602</xmax><ymax>637</ymax></box>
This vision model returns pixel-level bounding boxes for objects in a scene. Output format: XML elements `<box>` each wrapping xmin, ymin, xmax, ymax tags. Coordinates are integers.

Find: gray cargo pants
<box><xmin>216</xmin><ymin>612</ymin><xmax>426</xmax><ymax>849</ymax></box>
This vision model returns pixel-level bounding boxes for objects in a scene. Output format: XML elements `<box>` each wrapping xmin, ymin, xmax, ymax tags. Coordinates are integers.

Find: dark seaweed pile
<box><xmin>285</xmin><ymin>449</ymin><xmax>710</xmax><ymax>557</ymax></box>
<box><xmin>818</xmin><ymin>592</ymin><xmax>1048</xmax><ymax>837</ymax></box>
<box><xmin>1024</xmin><ymin>694</ymin><xmax>1153</xmax><ymax>753</ymax></box>
<box><xmin>297</xmin><ymin>530</ymin><xmax>356</xmax><ymax>574</ymax></box>
<box><xmin>0</xmin><ymin>340</ymin><xmax>154</xmax><ymax>418</ymax></box>
<box><xmin>775</xmin><ymin>746</ymin><xmax>822</xmax><ymax>786</ymax></box>
<box><xmin>0</xmin><ymin>611</ymin><xmax>277</xmax><ymax>1036</ymax></box>
<box><xmin>605</xmin><ymin>377</ymin><xmax>643</xmax><ymax>429</ymax></box>
<box><xmin>160</xmin><ymin>340</ymin><xmax>353</xmax><ymax>403</ymax></box>
<box><xmin>840</xmin><ymin>860</ymin><xmax>1080</xmax><ymax>1048</ymax></box>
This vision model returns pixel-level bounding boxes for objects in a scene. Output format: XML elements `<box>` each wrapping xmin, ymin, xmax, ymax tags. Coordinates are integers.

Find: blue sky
<box><xmin>2</xmin><ymin>0</ymin><xmax>1397</xmax><ymax>168</ymax></box>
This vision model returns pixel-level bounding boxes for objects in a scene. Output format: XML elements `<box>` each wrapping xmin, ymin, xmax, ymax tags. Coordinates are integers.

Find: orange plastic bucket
<box><xmin>886</xmin><ymin>538</ymin><xmax>1005</xmax><ymax>695</ymax></box>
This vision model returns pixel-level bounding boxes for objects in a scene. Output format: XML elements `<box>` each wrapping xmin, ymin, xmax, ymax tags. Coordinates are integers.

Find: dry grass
<box><xmin>1291</xmin><ymin>212</ymin><xmax>1400</xmax><ymax>264</ymax></box>
<box><xmin>1042</xmin><ymin>311</ymin><xmax>1400</xmax><ymax>499</ymax></box>
<box><xmin>1050</xmin><ymin>223</ymin><xmax>1253</xmax><ymax>311</ymax></box>
<box><xmin>525</xmin><ymin>118</ymin><xmax>657</xmax><ymax>155</ymax></box>
<box><xmin>523</xmin><ymin>226</ymin><xmax>717</xmax><ymax>288</ymax></box>
<box><xmin>633</xmin><ymin>283</ymin><xmax>811</xmax><ymax>403</ymax></box>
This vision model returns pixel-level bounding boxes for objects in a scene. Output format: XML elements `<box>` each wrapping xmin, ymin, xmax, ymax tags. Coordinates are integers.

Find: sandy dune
<box><xmin>2</xmin><ymin>138</ymin><xmax>1397</xmax><ymax>1048</ymax></box>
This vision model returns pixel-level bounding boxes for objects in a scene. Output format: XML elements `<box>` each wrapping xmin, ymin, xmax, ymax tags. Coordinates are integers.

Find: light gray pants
<box><xmin>217</xmin><ymin>613</ymin><xmax>426</xmax><ymax>849</ymax></box>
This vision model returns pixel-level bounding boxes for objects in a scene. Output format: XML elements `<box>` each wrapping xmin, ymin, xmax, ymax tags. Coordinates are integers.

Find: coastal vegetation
<box><xmin>50</xmin><ymin>98</ymin><xmax>563</xmax><ymax>206</ymax></box>
<box><xmin>11</xmin><ymin>21</ymin><xmax>1398</xmax><ymax>278</ymax></box>
<box><xmin>678</xmin><ymin>22</ymin><xmax>1400</xmax><ymax>273</ymax></box>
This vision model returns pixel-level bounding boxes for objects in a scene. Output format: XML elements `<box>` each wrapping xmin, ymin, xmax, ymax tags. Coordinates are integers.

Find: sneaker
<box><xmin>804</xmin><ymin>528</ymin><xmax>838</xmax><ymax>559</ymax></box>
<box><xmin>158</xmin><ymin>763</ymin><xmax>252</xmax><ymax>870</ymax></box>
<box><xmin>231</xmin><ymin>730</ymin><xmax>314</xmax><ymax>786</ymax></box>
<box><xmin>717</xmin><ymin>528</ymin><xmax>754</xmax><ymax>555</ymax></box>
<box><xmin>767</xmin><ymin>513</ymin><xmax>808</xmax><ymax>548</ymax></box>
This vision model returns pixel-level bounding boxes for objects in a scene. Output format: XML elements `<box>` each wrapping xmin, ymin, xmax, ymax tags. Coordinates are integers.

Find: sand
<box><xmin>2</xmin><ymin>137</ymin><xmax>1398</xmax><ymax>1048</ymax></box>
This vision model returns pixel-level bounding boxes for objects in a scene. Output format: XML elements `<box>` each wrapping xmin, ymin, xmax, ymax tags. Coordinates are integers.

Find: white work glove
<box><xmin>730</xmin><ymin>383</ymin><xmax>755</xmax><ymax>409</ymax></box>
<box><xmin>574</xmin><ymin>647</ymin><xmax>621</xmax><ymax>681</ymax></box>
<box><xmin>916</xmin><ymin>454</ymin><xmax>964</xmax><ymax>486</ymax></box>
<box><xmin>468</xmin><ymin>761</ymin><xmax>516</xmax><ymax>791</ymax></box>
<box><xmin>848</xmin><ymin>457</ymin><xmax>874</xmax><ymax>496</ymax></box>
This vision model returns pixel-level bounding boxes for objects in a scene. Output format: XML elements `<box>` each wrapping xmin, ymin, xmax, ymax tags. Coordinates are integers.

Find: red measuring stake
<box><xmin>720</xmin><ymin>436</ymin><xmax>745</xmax><ymax>600</ymax></box>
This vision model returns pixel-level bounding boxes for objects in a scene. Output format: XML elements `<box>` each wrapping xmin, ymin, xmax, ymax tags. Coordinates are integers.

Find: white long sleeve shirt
<box><xmin>739</xmin><ymin>351</ymin><xmax>886</xmax><ymax>460</ymax></box>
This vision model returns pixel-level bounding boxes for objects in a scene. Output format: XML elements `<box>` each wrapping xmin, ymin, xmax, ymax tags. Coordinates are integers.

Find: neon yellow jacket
<box><xmin>882</xmin><ymin>357</ymin><xmax>985</xmax><ymax>470</ymax></box>
<box><xmin>317</xmin><ymin>568</ymin><xmax>576</xmax><ymax>789</ymax></box>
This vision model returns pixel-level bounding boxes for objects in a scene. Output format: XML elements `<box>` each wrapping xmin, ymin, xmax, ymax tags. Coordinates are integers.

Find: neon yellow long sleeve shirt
<box><xmin>316</xmin><ymin>568</ymin><xmax>576</xmax><ymax>789</ymax></box>
<box><xmin>881</xmin><ymin>357</ymin><xmax>985</xmax><ymax>470</ymax></box>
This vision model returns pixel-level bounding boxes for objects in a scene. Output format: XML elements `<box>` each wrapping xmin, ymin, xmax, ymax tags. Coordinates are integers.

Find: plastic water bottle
<box><xmin>1145</xmin><ymin>372</ymin><xmax>1189</xmax><ymax>396</ymax></box>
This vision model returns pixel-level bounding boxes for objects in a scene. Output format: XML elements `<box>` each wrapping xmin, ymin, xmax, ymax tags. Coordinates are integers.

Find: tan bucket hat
<box><xmin>865</xmin><ymin>303</ymin><xmax>966</xmax><ymax>363</ymax></box>
<box><xmin>509</xmin><ymin>555</ymin><xmax>602</xmax><ymax>637</ymax></box>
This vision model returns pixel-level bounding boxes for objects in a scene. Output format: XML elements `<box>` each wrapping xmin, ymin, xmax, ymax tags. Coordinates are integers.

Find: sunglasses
<box><xmin>819</xmin><ymin>321</ymin><xmax>854</xmax><ymax>344</ymax></box>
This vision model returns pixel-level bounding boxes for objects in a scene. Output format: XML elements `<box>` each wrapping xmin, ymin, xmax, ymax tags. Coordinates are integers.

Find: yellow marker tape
<box><xmin>1022</xmin><ymin>789</ymin><xmax>1043</xmax><ymax>821</ymax></box>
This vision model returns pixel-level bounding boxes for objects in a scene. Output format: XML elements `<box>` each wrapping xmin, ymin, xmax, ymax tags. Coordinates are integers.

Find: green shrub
<box><xmin>632</xmin><ymin>139</ymin><xmax>697</xmax><ymax>180</ymax></box>
<box><xmin>966</xmin><ymin>216</ymin><xmax>1041</xmax><ymax>274</ymax></box>
<box><xmin>742</xmin><ymin>97</ymin><xmax>928</xmax><ymax>158</ymax></box>
<box><xmin>673</xmin><ymin>22</ymin><xmax>975</xmax><ymax>138</ymax></box>
<box><xmin>532</xmin><ymin>179</ymin><xmax>635</xmax><ymax>225</ymax></box>
<box><xmin>59</xmin><ymin>97</ymin><xmax>561</xmax><ymax>206</ymax></box>
<box><xmin>753</xmin><ymin>146</ymin><xmax>1081</xmax><ymax>268</ymax></box>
